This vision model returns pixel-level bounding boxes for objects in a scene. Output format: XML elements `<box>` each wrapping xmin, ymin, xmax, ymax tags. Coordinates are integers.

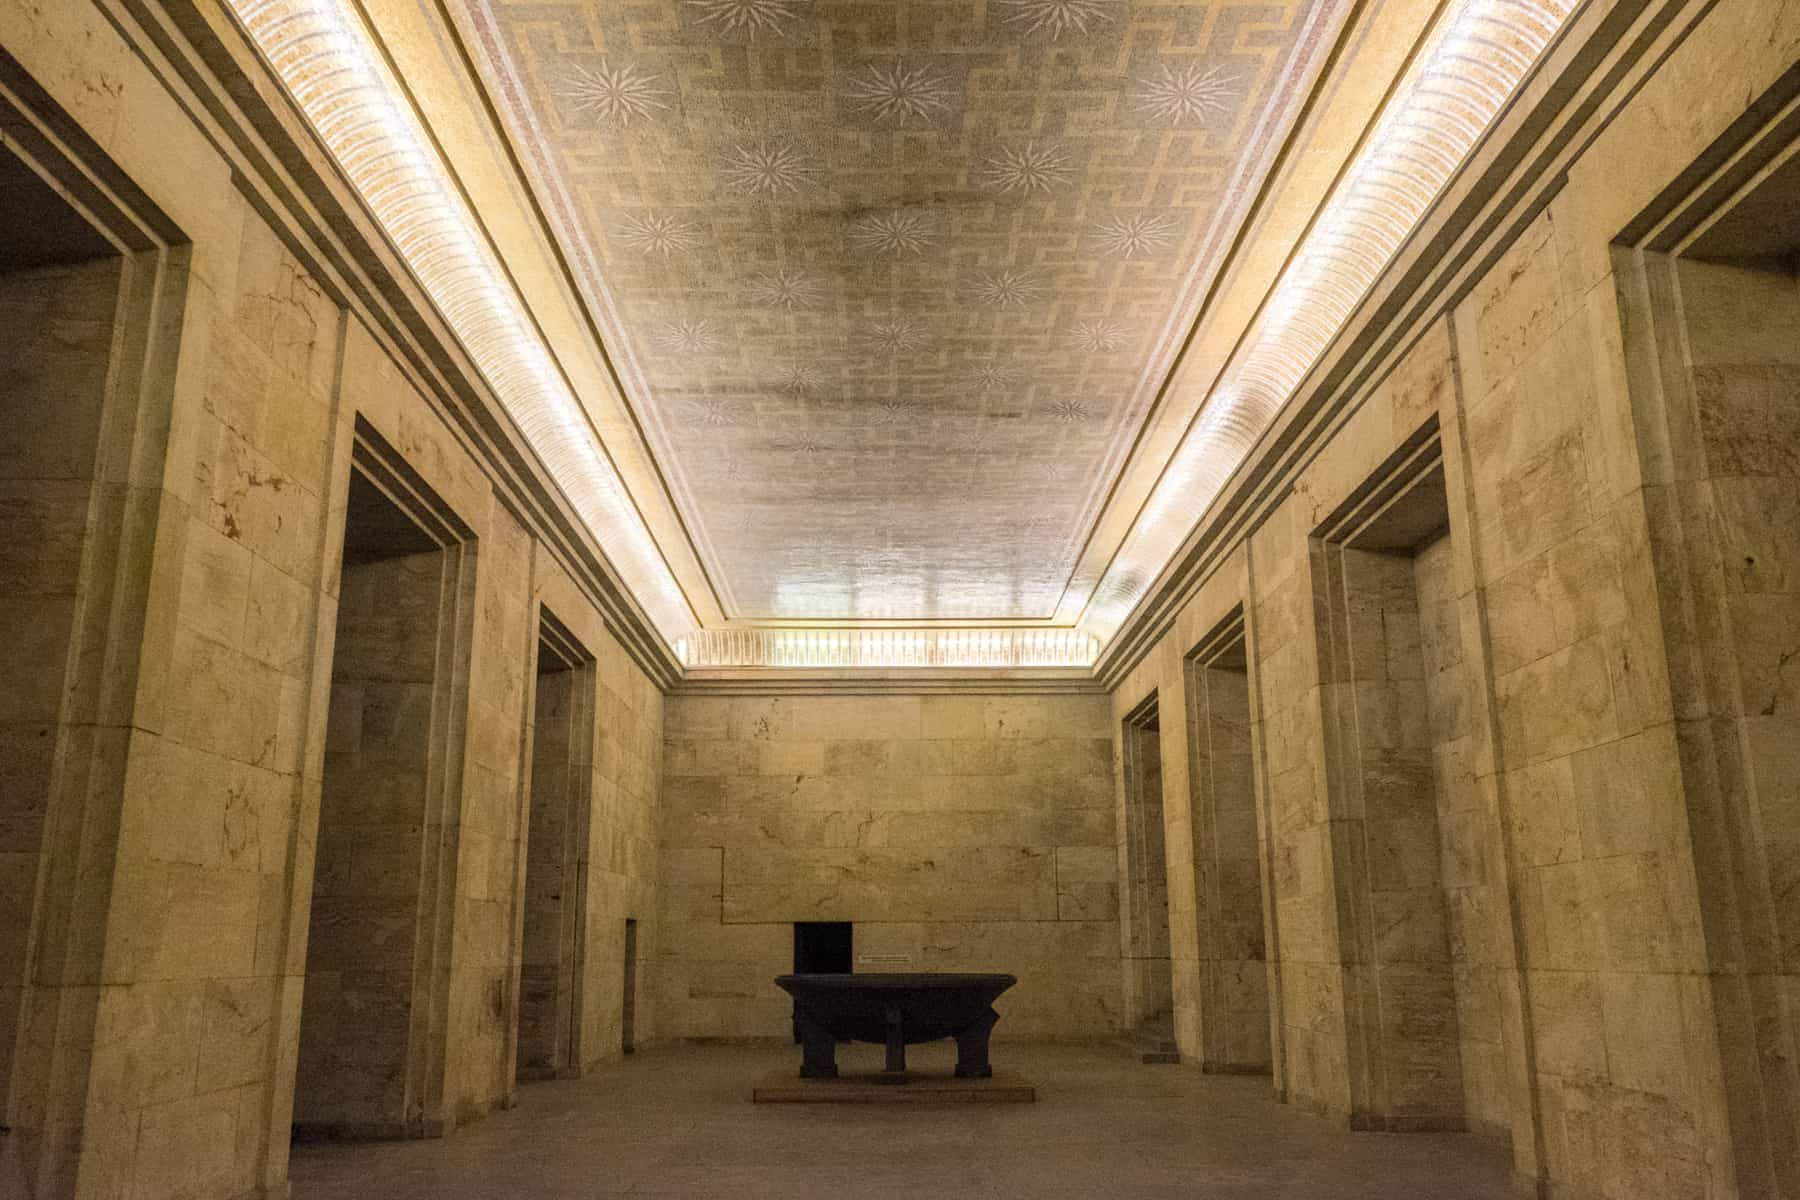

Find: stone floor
<box><xmin>288</xmin><ymin>1042</ymin><xmax>1516</xmax><ymax>1198</ymax></box>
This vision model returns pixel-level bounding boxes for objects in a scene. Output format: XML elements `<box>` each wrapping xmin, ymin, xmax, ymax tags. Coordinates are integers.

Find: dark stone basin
<box><xmin>774</xmin><ymin>972</ymin><xmax>1017</xmax><ymax>1081</ymax></box>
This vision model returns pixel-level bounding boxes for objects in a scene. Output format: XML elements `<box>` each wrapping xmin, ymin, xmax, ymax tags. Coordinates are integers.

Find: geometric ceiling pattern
<box><xmin>456</xmin><ymin>0</ymin><xmax>1335</xmax><ymax>622</ymax></box>
<box><xmin>234</xmin><ymin>0</ymin><xmax>1574</xmax><ymax>668</ymax></box>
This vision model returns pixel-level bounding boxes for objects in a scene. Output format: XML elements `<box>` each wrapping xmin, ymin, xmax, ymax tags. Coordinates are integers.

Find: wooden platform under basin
<box><xmin>751</xmin><ymin>1069</ymin><xmax>1037</xmax><ymax>1104</ymax></box>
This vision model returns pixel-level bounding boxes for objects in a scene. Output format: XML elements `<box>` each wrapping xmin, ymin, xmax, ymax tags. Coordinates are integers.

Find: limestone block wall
<box><xmin>298</xmin><ymin>548</ymin><xmax>445</xmax><ymax>1129</ymax></box>
<box><xmin>518</xmin><ymin>665</ymin><xmax>576</xmax><ymax>1076</ymax></box>
<box><xmin>1185</xmin><ymin>642</ymin><xmax>1272</xmax><ymax>1072</ymax></box>
<box><xmin>0</xmin><ymin>2</ymin><xmax>669</xmax><ymax>1196</ymax></box>
<box><xmin>659</xmin><ymin>694</ymin><xmax>1118</xmax><ymax>1039</ymax></box>
<box><xmin>1118</xmin><ymin>711</ymin><xmax>1172</xmax><ymax>1027</ymax></box>
<box><xmin>1614</xmin><ymin>252</ymin><xmax>1800</xmax><ymax>1195</ymax></box>
<box><xmin>1105</xmin><ymin>0</ymin><xmax>1800</xmax><ymax>1195</ymax></box>
<box><xmin>530</xmin><ymin>555</ymin><xmax>664</xmax><ymax>1072</ymax></box>
<box><xmin>1414</xmin><ymin>534</ymin><xmax>1509</xmax><ymax>1137</ymax></box>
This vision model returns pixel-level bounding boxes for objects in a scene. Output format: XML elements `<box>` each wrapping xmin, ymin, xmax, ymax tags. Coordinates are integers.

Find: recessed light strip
<box><xmin>232</xmin><ymin>0</ymin><xmax>695</xmax><ymax>642</ymax></box>
<box><xmin>1080</xmin><ymin>0</ymin><xmax>1575</xmax><ymax>642</ymax></box>
<box><xmin>677</xmin><ymin>628</ymin><xmax>1098</xmax><ymax>670</ymax></box>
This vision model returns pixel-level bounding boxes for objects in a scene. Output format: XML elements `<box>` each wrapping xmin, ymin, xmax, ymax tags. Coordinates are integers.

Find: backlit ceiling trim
<box><xmin>678</xmin><ymin>628</ymin><xmax>1098</xmax><ymax>671</ymax></box>
<box><xmin>232</xmin><ymin>0</ymin><xmax>694</xmax><ymax>642</ymax></box>
<box><xmin>1080</xmin><ymin>0</ymin><xmax>1575</xmax><ymax>643</ymax></box>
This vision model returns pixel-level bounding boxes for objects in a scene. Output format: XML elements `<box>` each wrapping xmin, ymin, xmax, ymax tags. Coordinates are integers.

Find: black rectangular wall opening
<box><xmin>792</xmin><ymin>922</ymin><xmax>853</xmax><ymax>1042</ymax></box>
<box><xmin>794</xmin><ymin>922</ymin><xmax>853</xmax><ymax>974</ymax></box>
<box><xmin>621</xmin><ymin>918</ymin><xmax>637</xmax><ymax>1055</ymax></box>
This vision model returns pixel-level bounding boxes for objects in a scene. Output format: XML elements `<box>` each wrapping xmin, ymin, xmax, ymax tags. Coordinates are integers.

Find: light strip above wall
<box><xmin>677</xmin><ymin>628</ymin><xmax>1098</xmax><ymax>671</ymax></box>
<box><xmin>1080</xmin><ymin>0</ymin><xmax>1575</xmax><ymax>643</ymax></box>
<box><xmin>232</xmin><ymin>0</ymin><xmax>695</xmax><ymax>643</ymax></box>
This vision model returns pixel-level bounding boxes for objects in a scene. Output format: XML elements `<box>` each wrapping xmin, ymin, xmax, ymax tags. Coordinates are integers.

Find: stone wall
<box><xmin>531</xmin><ymin>556</ymin><xmax>663</xmax><ymax>1072</ymax></box>
<box><xmin>659</xmin><ymin>694</ymin><xmax>1118</xmax><ymax>1039</ymax></box>
<box><xmin>1106</xmin><ymin>0</ymin><xmax>1800</xmax><ymax>1195</ymax></box>
<box><xmin>1414</xmin><ymin>533</ymin><xmax>1508</xmax><ymax>1137</ymax></box>
<box><xmin>298</xmin><ymin>547</ymin><xmax>445</xmax><ymax>1130</ymax></box>
<box><xmin>1118</xmin><ymin>709</ymin><xmax>1171</xmax><ymax>1028</ymax></box>
<box><xmin>518</xmin><ymin>663</ymin><xmax>576</xmax><ymax>1077</ymax></box>
<box><xmin>1184</xmin><ymin>641</ymin><xmax>1271</xmax><ymax>1073</ymax></box>
<box><xmin>0</xmin><ymin>1</ymin><xmax>668</xmax><ymax>1195</ymax></box>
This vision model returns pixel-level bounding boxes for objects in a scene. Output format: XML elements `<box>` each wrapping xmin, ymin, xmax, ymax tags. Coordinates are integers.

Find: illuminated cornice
<box><xmin>677</xmin><ymin>629</ymin><xmax>1098</xmax><ymax>671</ymax></box>
<box><xmin>233</xmin><ymin>0</ymin><xmax>695</xmax><ymax>643</ymax></box>
<box><xmin>229</xmin><ymin>0</ymin><xmax>1573</xmax><ymax>672</ymax></box>
<box><xmin>1080</xmin><ymin>0</ymin><xmax>1575</xmax><ymax>642</ymax></box>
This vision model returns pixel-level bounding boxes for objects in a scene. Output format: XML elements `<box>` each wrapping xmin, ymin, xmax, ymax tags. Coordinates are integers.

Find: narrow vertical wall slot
<box><xmin>1121</xmin><ymin>694</ymin><xmax>1173</xmax><ymax>1045</ymax></box>
<box><xmin>1185</xmin><ymin>614</ymin><xmax>1274</xmax><ymax>1075</ymax></box>
<box><xmin>622</xmin><ymin>918</ymin><xmax>638</xmax><ymax>1055</ymax></box>
<box><xmin>517</xmin><ymin>612</ymin><xmax>595</xmax><ymax>1082</ymax></box>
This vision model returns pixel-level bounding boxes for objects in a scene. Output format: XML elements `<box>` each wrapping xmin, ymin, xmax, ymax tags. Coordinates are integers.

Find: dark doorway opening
<box><xmin>0</xmin><ymin>143</ymin><xmax>123</xmax><ymax>1116</ymax></box>
<box><xmin>296</xmin><ymin>467</ymin><xmax>451</xmax><ymax>1137</ymax></box>
<box><xmin>621</xmin><ymin>918</ymin><xmax>637</xmax><ymax>1055</ymax></box>
<box><xmin>792</xmin><ymin>922</ymin><xmax>853</xmax><ymax>1041</ymax></box>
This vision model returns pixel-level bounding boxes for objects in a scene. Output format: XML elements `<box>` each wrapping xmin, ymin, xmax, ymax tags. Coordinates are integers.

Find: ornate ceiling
<box><xmin>453</xmin><ymin>0</ymin><xmax>1335</xmax><ymax>624</ymax></box>
<box><xmin>233</xmin><ymin>0</ymin><xmax>1574</xmax><ymax>669</ymax></box>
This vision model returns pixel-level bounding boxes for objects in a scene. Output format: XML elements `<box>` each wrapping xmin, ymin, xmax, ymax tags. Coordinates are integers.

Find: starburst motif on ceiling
<box><xmin>652</xmin><ymin>318</ymin><xmax>725</xmax><ymax>354</ymax></box>
<box><xmin>1069</xmin><ymin>319</ymin><xmax>1130</xmax><ymax>352</ymax></box>
<box><xmin>784</xmin><ymin>435</ymin><xmax>825</xmax><ymax>456</ymax></box>
<box><xmin>959</xmin><ymin>424</ymin><xmax>1002</xmax><ymax>456</ymax></box>
<box><xmin>1093</xmin><ymin>212</ymin><xmax>1179</xmax><ymax>257</ymax></box>
<box><xmin>864</xmin><ymin>318</ymin><xmax>927</xmax><ymax>354</ymax></box>
<box><xmin>561</xmin><ymin>61</ymin><xmax>671</xmax><ymax>125</ymax></box>
<box><xmin>970</xmin><ymin>363</ymin><xmax>1024</xmax><ymax>392</ymax></box>
<box><xmin>613</xmin><ymin>212</ymin><xmax>703</xmax><ymax>256</ymax></box>
<box><xmin>683</xmin><ymin>398</ymin><xmax>732</xmax><ymax>426</ymax></box>
<box><xmin>686</xmin><ymin>0</ymin><xmax>807</xmax><ymax>38</ymax></box>
<box><xmin>1048</xmin><ymin>398</ymin><xmax>1094</xmax><ymax>422</ymax></box>
<box><xmin>972</xmin><ymin>269</ymin><xmax>1045</xmax><ymax>309</ymax></box>
<box><xmin>1134</xmin><ymin>62</ymin><xmax>1236</xmax><ymax>125</ymax></box>
<box><xmin>849</xmin><ymin>210</ymin><xmax>938</xmax><ymax>255</ymax></box>
<box><xmin>744</xmin><ymin>267</ymin><xmax>826</xmax><ymax>309</ymax></box>
<box><xmin>995</xmin><ymin>0</ymin><xmax>1118</xmax><ymax>38</ymax></box>
<box><xmin>778</xmin><ymin>363</ymin><xmax>821</xmax><ymax>395</ymax></box>
<box><xmin>979</xmin><ymin>141</ymin><xmax>1075</xmax><ymax>195</ymax></box>
<box><xmin>870</xmin><ymin>396</ymin><xmax>919</xmax><ymax>424</ymax></box>
<box><xmin>719</xmin><ymin>141</ymin><xmax>817</xmax><ymax>196</ymax></box>
<box><xmin>843</xmin><ymin>61</ymin><xmax>955</xmax><ymax>124</ymax></box>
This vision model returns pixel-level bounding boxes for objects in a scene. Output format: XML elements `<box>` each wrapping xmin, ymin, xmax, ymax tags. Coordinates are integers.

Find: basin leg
<box><xmin>797</xmin><ymin>1013</ymin><xmax>838</xmax><ymax>1080</ymax></box>
<box><xmin>955</xmin><ymin>1007</ymin><xmax>999</xmax><ymax>1079</ymax></box>
<box><xmin>882</xmin><ymin>1006</ymin><xmax>907</xmax><ymax>1081</ymax></box>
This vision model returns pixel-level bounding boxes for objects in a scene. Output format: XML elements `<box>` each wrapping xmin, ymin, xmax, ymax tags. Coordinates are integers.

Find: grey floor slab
<box><xmin>287</xmin><ymin>1042</ymin><xmax>1515</xmax><ymax>1199</ymax></box>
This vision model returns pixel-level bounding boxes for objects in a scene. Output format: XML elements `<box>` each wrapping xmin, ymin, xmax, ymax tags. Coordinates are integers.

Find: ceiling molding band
<box><xmin>1080</xmin><ymin>0</ymin><xmax>1575</xmax><ymax>643</ymax></box>
<box><xmin>231</xmin><ymin>0</ymin><xmax>695</xmax><ymax>644</ymax></box>
<box><xmin>676</xmin><ymin>628</ymin><xmax>1098</xmax><ymax>671</ymax></box>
